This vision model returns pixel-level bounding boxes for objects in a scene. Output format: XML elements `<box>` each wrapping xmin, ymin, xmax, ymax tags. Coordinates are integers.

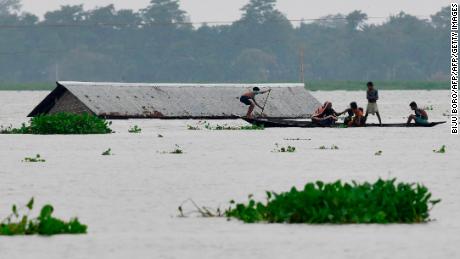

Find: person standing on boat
<box><xmin>312</xmin><ymin>101</ymin><xmax>339</xmax><ymax>126</ymax></box>
<box><xmin>364</xmin><ymin>82</ymin><xmax>382</xmax><ymax>126</ymax></box>
<box><xmin>240</xmin><ymin>87</ymin><xmax>271</xmax><ymax>118</ymax></box>
<box><xmin>407</xmin><ymin>101</ymin><xmax>429</xmax><ymax>126</ymax></box>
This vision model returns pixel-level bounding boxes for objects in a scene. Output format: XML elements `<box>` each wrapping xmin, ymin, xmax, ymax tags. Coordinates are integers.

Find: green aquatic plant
<box><xmin>423</xmin><ymin>105</ymin><xmax>434</xmax><ymax>111</ymax></box>
<box><xmin>0</xmin><ymin>198</ymin><xmax>87</xmax><ymax>236</ymax></box>
<box><xmin>170</xmin><ymin>145</ymin><xmax>184</xmax><ymax>154</ymax></box>
<box><xmin>128</xmin><ymin>125</ymin><xmax>142</xmax><ymax>133</ymax></box>
<box><xmin>187</xmin><ymin>125</ymin><xmax>200</xmax><ymax>130</ymax></box>
<box><xmin>158</xmin><ymin>134</ymin><xmax>164</xmax><ymax>138</ymax></box>
<box><xmin>319</xmin><ymin>145</ymin><xmax>339</xmax><ymax>150</ymax></box>
<box><xmin>160</xmin><ymin>145</ymin><xmax>184</xmax><ymax>154</ymax></box>
<box><xmin>375</xmin><ymin>150</ymin><xmax>383</xmax><ymax>156</ymax></box>
<box><xmin>102</xmin><ymin>148</ymin><xmax>113</xmax><ymax>156</ymax></box>
<box><xmin>225</xmin><ymin>179</ymin><xmax>440</xmax><ymax>224</ymax></box>
<box><xmin>272</xmin><ymin>143</ymin><xmax>296</xmax><ymax>153</ymax></box>
<box><xmin>0</xmin><ymin>113</ymin><xmax>112</xmax><ymax>135</ymax></box>
<box><xmin>23</xmin><ymin>154</ymin><xmax>46</xmax><ymax>163</ymax></box>
<box><xmin>433</xmin><ymin>145</ymin><xmax>446</xmax><ymax>153</ymax></box>
<box><xmin>187</xmin><ymin>122</ymin><xmax>263</xmax><ymax>131</ymax></box>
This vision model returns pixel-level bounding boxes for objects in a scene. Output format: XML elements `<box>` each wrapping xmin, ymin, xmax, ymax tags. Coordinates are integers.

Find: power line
<box><xmin>0</xmin><ymin>14</ymin><xmax>434</xmax><ymax>56</ymax></box>
<box><xmin>0</xmin><ymin>15</ymin><xmax>432</xmax><ymax>29</ymax></box>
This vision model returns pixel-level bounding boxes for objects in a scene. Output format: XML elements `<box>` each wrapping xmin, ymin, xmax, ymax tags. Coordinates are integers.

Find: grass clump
<box><xmin>170</xmin><ymin>145</ymin><xmax>184</xmax><ymax>154</ymax></box>
<box><xmin>187</xmin><ymin>125</ymin><xmax>200</xmax><ymax>130</ymax></box>
<box><xmin>225</xmin><ymin>179</ymin><xmax>440</xmax><ymax>224</ymax></box>
<box><xmin>319</xmin><ymin>145</ymin><xmax>339</xmax><ymax>150</ymax></box>
<box><xmin>160</xmin><ymin>145</ymin><xmax>184</xmax><ymax>154</ymax></box>
<box><xmin>0</xmin><ymin>198</ymin><xmax>87</xmax><ymax>236</ymax></box>
<box><xmin>102</xmin><ymin>148</ymin><xmax>113</xmax><ymax>156</ymax></box>
<box><xmin>206</xmin><ymin>123</ymin><xmax>264</xmax><ymax>130</ymax></box>
<box><xmin>1</xmin><ymin>113</ymin><xmax>112</xmax><ymax>135</ymax></box>
<box><xmin>433</xmin><ymin>145</ymin><xmax>446</xmax><ymax>153</ymax></box>
<box><xmin>284</xmin><ymin>138</ymin><xmax>311</xmax><ymax>141</ymax></box>
<box><xmin>272</xmin><ymin>143</ymin><xmax>296</xmax><ymax>153</ymax></box>
<box><xmin>128</xmin><ymin>125</ymin><xmax>142</xmax><ymax>133</ymax></box>
<box><xmin>23</xmin><ymin>154</ymin><xmax>46</xmax><ymax>163</ymax></box>
<box><xmin>187</xmin><ymin>121</ymin><xmax>264</xmax><ymax>130</ymax></box>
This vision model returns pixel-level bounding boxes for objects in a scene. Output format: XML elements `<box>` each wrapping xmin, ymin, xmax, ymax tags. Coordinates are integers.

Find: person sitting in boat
<box><xmin>334</xmin><ymin>102</ymin><xmax>362</xmax><ymax>126</ymax></box>
<box><xmin>347</xmin><ymin>102</ymin><xmax>365</xmax><ymax>127</ymax></box>
<box><xmin>240</xmin><ymin>87</ymin><xmax>271</xmax><ymax>118</ymax></box>
<box><xmin>312</xmin><ymin>101</ymin><xmax>339</xmax><ymax>126</ymax></box>
<box><xmin>407</xmin><ymin>101</ymin><xmax>429</xmax><ymax>126</ymax></box>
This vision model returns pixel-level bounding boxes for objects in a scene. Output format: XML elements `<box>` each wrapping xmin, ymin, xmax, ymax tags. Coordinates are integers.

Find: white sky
<box><xmin>20</xmin><ymin>0</ymin><xmax>451</xmax><ymax>22</ymax></box>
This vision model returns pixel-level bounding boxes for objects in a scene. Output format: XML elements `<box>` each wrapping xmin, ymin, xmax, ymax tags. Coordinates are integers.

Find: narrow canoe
<box><xmin>242</xmin><ymin>118</ymin><xmax>446</xmax><ymax>128</ymax></box>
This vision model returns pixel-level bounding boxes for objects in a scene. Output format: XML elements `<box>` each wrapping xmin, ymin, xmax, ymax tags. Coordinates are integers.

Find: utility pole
<box><xmin>299</xmin><ymin>47</ymin><xmax>305</xmax><ymax>84</ymax></box>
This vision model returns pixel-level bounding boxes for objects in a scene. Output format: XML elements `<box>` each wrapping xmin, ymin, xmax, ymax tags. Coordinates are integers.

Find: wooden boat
<box><xmin>242</xmin><ymin>117</ymin><xmax>446</xmax><ymax>128</ymax></box>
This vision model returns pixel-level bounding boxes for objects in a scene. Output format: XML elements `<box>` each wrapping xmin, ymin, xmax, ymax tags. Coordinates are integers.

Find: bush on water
<box><xmin>0</xmin><ymin>198</ymin><xmax>87</xmax><ymax>236</ymax></box>
<box><xmin>225</xmin><ymin>179</ymin><xmax>440</xmax><ymax>224</ymax></box>
<box><xmin>0</xmin><ymin>112</ymin><xmax>112</xmax><ymax>135</ymax></box>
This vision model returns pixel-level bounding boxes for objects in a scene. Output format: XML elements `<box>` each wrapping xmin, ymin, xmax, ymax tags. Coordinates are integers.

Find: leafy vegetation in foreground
<box><xmin>128</xmin><ymin>125</ymin><xmax>142</xmax><ymax>133</ymax></box>
<box><xmin>23</xmin><ymin>154</ymin><xmax>46</xmax><ymax>163</ymax></box>
<box><xmin>0</xmin><ymin>198</ymin><xmax>87</xmax><ymax>236</ymax></box>
<box><xmin>0</xmin><ymin>113</ymin><xmax>112</xmax><ymax>135</ymax></box>
<box><xmin>433</xmin><ymin>145</ymin><xmax>446</xmax><ymax>153</ymax></box>
<box><xmin>225</xmin><ymin>179</ymin><xmax>440</xmax><ymax>224</ymax></box>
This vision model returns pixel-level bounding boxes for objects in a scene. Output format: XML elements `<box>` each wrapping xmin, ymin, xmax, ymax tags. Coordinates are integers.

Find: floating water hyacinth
<box><xmin>225</xmin><ymin>179</ymin><xmax>440</xmax><ymax>224</ymax></box>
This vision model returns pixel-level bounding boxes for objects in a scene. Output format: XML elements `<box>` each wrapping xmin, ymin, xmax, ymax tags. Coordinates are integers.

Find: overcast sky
<box><xmin>21</xmin><ymin>0</ymin><xmax>450</xmax><ymax>23</ymax></box>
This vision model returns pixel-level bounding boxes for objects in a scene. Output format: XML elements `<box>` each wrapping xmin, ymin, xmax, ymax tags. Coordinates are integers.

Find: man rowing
<box><xmin>240</xmin><ymin>87</ymin><xmax>271</xmax><ymax>118</ymax></box>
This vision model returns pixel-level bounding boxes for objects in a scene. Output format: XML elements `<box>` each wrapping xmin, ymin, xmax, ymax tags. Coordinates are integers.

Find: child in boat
<box><xmin>312</xmin><ymin>101</ymin><xmax>339</xmax><ymax>126</ymax></box>
<box><xmin>240</xmin><ymin>87</ymin><xmax>271</xmax><ymax>118</ymax></box>
<box><xmin>407</xmin><ymin>101</ymin><xmax>429</xmax><ymax>125</ymax></box>
<box><xmin>348</xmin><ymin>102</ymin><xmax>365</xmax><ymax>127</ymax></box>
<box><xmin>337</xmin><ymin>102</ymin><xmax>364</xmax><ymax>126</ymax></box>
<box><xmin>364</xmin><ymin>82</ymin><xmax>382</xmax><ymax>126</ymax></box>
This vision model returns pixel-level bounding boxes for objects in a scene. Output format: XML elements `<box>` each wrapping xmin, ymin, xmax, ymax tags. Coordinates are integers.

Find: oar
<box><xmin>260</xmin><ymin>89</ymin><xmax>272</xmax><ymax>116</ymax></box>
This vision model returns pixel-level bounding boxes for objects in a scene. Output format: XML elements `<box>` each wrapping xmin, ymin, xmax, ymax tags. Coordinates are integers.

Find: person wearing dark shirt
<box><xmin>364</xmin><ymin>82</ymin><xmax>382</xmax><ymax>126</ymax></box>
<box><xmin>407</xmin><ymin>101</ymin><xmax>429</xmax><ymax>125</ymax></box>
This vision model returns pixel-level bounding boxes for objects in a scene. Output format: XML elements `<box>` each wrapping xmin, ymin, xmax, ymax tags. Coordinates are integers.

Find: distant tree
<box><xmin>314</xmin><ymin>14</ymin><xmax>347</xmax><ymax>29</ymax></box>
<box><xmin>142</xmin><ymin>0</ymin><xmax>187</xmax><ymax>24</ymax></box>
<box><xmin>231</xmin><ymin>48</ymin><xmax>277</xmax><ymax>82</ymax></box>
<box><xmin>0</xmin><ymin>0</ymin><xmax>20</xmax><ymax>16</ymax></box>
<box><xmin>431</xmin><ymin>6</ymin><xmax>450</xmax><ymax>29</ymax></box>
<box><xmin>240</xmin><ymin>0</ymin><xmax>284</xmax><ymax>23</ymax></box>
<box><xmin>43</xmin><ymin>5</ymin><xmax>86</xmax><ymax>24</ymax></box>
<box><xmin>346</xmin><ymin>10</ymin><xmax>368</xmax><ymax>31</ymax></box>
<box><xmin>0</xmin><ymin>3</ymin><xmax>451</xmax><ymax>83</ymax></box>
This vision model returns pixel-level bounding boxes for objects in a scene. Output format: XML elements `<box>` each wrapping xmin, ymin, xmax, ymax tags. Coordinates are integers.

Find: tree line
<box><xmin>0</xmin><ymin>0</ymin><xmax>450</xmax><ymax>83</ymax></box>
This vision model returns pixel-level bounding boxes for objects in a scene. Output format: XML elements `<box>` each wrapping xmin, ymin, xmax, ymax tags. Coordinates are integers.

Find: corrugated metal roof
<box><xmin>29</xmin><ymin>81</ymin><xmax>321</xmax><ymax>119</ymax></box>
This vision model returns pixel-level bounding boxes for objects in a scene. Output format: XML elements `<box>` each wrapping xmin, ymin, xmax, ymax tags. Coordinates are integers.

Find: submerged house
<box><xmin>29</xmin><ymin>81</ymin><xmax>321</xmax><ymax>119</ymax></box>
